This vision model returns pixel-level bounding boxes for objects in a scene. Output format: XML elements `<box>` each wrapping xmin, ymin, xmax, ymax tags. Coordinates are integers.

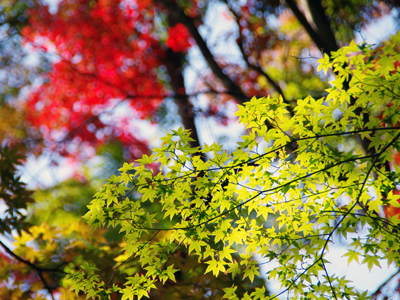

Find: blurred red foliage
<box><xmin>166</xmin><ymin>23</ymin><xmax>194</xmax><ymax>52</ymax></box>
<box><xmin>22</xmin><ymin>0</ymin><xmax>198</xmax><ymax>161</ymax></box>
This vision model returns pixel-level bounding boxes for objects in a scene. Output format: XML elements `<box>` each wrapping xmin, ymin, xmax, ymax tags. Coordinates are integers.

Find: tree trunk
<box><xmin>165</xmin><ymin>48</ymin><xmax>201</xmax><ymax>150</ymax></box>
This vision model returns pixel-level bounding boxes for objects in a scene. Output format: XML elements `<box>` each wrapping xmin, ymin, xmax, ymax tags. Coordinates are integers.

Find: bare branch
<box><xmin>285</xmin><ymin>0</ymin><xmax>331</xmax><ymax>54</ymax></box>
<box><xmin>371</xmin><ymin>269</ymin><xmax>400</xmax><ymax>299</ymax></box>
<box><xmin>157</xmin><ymin>0</ymin><xmax>249</xmax><ymax>104</ymax></box>
<box><xmin>223</xmin><ymin>0</ymin><xmax>293</xmax><ymax>116</ymax></box>
<box><xmin>165</xmin><ymin>48</ymin><xmax>202</xmax><ymax>149</ymax></box>
<box><xmin>299</xmin><ymin>0</ymin><xmax>339</xmax><ymax>54</ymax></box>
<box><xmin>0</xmin><ymin>239</ymin><xmax>65</xmax><ymax>300</ymax></box>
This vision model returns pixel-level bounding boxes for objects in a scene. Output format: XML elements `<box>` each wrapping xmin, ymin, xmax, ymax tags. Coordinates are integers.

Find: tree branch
<box><xmin>285</xmin><ymin>0</ymin><xmax>390</xmax><ymax>176</ymax></box>
<box><xmin>158</xmin><ymin>0</ymin><xmax>249</xmax><ymax>104</ymax></box>
<box><xmin>165</xmin><ymin>48</ymin><xmax>202</xmax><ymax>150</ymax></box>
<box><xmin>0</xmin><ymin>239</ymin><xmax>65</xmax><ymax>300</ymax></box>
<box><xmin>285</xmin><ymin>0</ymin><xmax>330</xmax><ymax>54</ymax></box>
<box><xmin>286</xmin><ymin>0</ymin><xmax>337</xmax><ymax>55</ymax></box>
<box><xmin>371</xmin><ymin>269</ymin><xmax>400</xmax><ymax>299</ymax></box>
<box><xmin>222</xmin><ymin>0</ymin><xmax>293</xmax><ymax>116</ymax></box>
<box><xmin>299</xmin><ymin>0</ymin><xmax>339</xmax><ymax>54</ymax></box>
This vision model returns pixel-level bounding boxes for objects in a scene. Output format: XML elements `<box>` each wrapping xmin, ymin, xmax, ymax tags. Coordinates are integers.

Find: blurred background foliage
<box><xmin>0</xmin><ymin>0</ymin><xmax>398</xmax><ymax>299</ymax></box>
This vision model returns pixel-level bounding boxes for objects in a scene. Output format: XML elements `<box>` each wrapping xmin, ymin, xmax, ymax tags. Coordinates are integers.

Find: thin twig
<box><xmin>371</xmin><ymin>269</ymin><xmax>400</xmax><ymax>299</ymax></box>
<box><xmin>0</xmin><ymin>240</ymin><xmax>64</xmax><ymax>300</ymax></box>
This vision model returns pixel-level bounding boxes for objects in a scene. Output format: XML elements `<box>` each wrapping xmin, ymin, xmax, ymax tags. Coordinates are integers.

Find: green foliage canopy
<box><xmin>69</xmin><ymin>34</ymin><xmax>400</xmax><ymax>300</ymax></box>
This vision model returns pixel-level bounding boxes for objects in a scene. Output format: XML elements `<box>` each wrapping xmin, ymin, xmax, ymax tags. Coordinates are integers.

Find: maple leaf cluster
<box><xmin>21</xmin><ymin>0</ymin><xmax>197</xmax><ymax>161</ymax></box>
<box><xmin>166</xmin><ymin>23</ymin><xmax>194</xmax><ymax>52</ymax></box>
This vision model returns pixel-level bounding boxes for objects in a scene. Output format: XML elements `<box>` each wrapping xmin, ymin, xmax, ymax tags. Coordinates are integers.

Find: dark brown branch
<box><xmin>285</xmin><ymin>0</ymin><xmax>390</xmax><ymax>176</ymax></box>
<box><xmin>285</xmin><ymin>0</ymin><xmax>332</xmax><ymax>54</ymax></box>
<box><xmin>165</xmin><ymin>48</ymin><xmax>202</xmax><ymax>150</ymax></box>
<box><xmin>0</xmin><ymin>240</ymin><xmax>64</xmax><ymax>300</ymax></box>
<box><xmin>157</xmin><ymin>0</ymin><xmax>249</xmax><ymax>104</ymax></box>
<box><xmin>371</xmin><ymin>269</ymin><xmax>400</xmax><ymax>299</ymax></box>
<box><xmin>223</xmin><ymin>0</ymin><xmax>293</xmax><ymax>116</ymax></box>
<box><xmin>300</xmin><ymin>0</ymin><xmax>339</xmax><ymax>54</ymax></box>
